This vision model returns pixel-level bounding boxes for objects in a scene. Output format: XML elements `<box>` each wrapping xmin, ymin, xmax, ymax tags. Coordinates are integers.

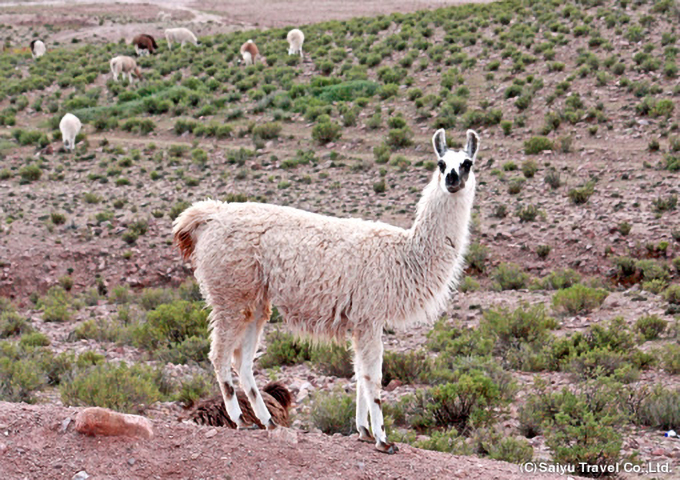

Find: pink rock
<box><xmin>651</xmin><ymin>448</ymin><xmax>666</xmax><ymax>456</ymax></box>
<box><xmin>75</xmin><ymin>407</ymin><xmax>153</xmax><ymax>440</ymax></box>
<box><xmin>384</xmin><ymin>379</ymin><xmax>403</xmax><ymax>392</ymax></box>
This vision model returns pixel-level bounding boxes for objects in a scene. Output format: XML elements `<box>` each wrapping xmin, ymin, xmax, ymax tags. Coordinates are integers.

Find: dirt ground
<box><xmin>0</xmin><ymin>401</ymin><xmax>580</xmax><ymax>480</ymax></box>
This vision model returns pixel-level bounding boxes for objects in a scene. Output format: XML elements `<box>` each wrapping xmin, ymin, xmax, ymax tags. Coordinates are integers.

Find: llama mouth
<box><xmin>446</xmin><ymin>183</ymin><xmax>464</xmax><ymax>193</ymax></box>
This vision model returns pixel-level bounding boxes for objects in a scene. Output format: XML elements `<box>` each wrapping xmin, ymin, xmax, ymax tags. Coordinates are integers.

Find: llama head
<box><xmin>432</xmin><ymin>129</ymin><xmax>479</xmax><ymax>194</ymax></box>
<box><xmin>134</xmin><ymin>67</ymin><xmax>144</xmax><ymax>80</ymax></box>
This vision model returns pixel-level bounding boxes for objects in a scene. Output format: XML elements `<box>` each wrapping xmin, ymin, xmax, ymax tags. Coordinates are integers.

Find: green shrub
<box><xmin>635</xmin><ymin>315</ymin><xmax>667</xmax><ymax>341</ymax></box>
<box><xmin>636</xmin><ymin>387</ymin><xmax>680</xmax><ymax>430</ymax></box>
<box><xmin>309</xmin><ymin>389</ymin><xmax>356</xmax><ymax>435</ymax></box>
<box><xmin>663</xmin><ymin>344</ymin><xmax>680</xmax><ymax>374</ymax></box>
<box><xmin>568</xmin><ymin>181</ymin><xmax>595</xmax><ymax>205</ymax></box>
<box><xmin>0</xmin><ymin>353</ymin><xmax>45</xmax><ymax>403</ymax></box>
<box><xmin>665</xmin><ymin>284</ymin><xmax>680</xmax><ymax>305</ymax></box>
<box><xmin>414</xmin><ymin>428</ymin><xmax>471</xmax><ymax>455</ymax></box>
<box><xmin>473</xmin><ymin>428</ymin><xmax>533</xmax><ymax>464</ymax></box>
<box><xmin>521</xmin><ymin>159</ymin><xmax>538</xmax><ymax>178</ymax></box>
<box><xmin>382</xmin><ymin>350</ymin><xmax>430</xmax><ymax>386</ymax></box>
<box><xmin>386</xmin><ymin>127</ymin><xmax>413</xmax><ymax>149</ymax></box>
<box><xmin>481</xmin><ymin>304</ymin><xmax>557</xmax><ymax>353</ymax></box>
<box><xmin>177</xmin><ymin>373</ymin><xmax>211</xmax><ymax>407</ymax></box>
<box><xmin>60</xmin><ymin>362</ymin><xmax>164</xmax><ymax>414</ymax></box>
<box><xmin>19</xmin><ymin>331</ymin><xmax>50</xmax><ymax>347</ymax></box>
<box><xmin>552</xmin><ymin>284</ymin><xmax>608</xmax><ymax>315</ymax></box>
<box><xmin>420</xmin><ymin>373</ymin><xmax>504</xmax><ymax>434</ymax></box>
<box><xmin>425</xmin><ymin>319</ymin><xmax>493</xmax><ymax>358</ymax></box>
<box><xmin>524</xmin><ymin>136</ymin><xmax>553</xmax><ymax>154</ymax></box>
<box><xmin>133</xmin><ymin>300</ymin><xmax>208</xmax><ymax>352</ymax></box>
<box><xmin>19</xmin><ymin>164</ymin><xmax>42</xmax><ymax>182</ymax></box>
<box><xmin>252</xmin><ymin>122</ymin><xmax>282</xmax><ymax>140</ymax></box>
<box><xmin>310</xmin><ymin>342</ymin><xmax>353</xmax><ymax>378</ymax></box>
<box><xmin>312</xmin><ymin>121</ymin><xmax>342</xmax><ymax>144</ymax></box>
<box><xmin>0</xmin><ymin>311</ymin><xmax>33</xmax><ymax>338</ymax></box>
<box><xmin>464</xmin><ymin>242</ymin><xmax>489</xmax><ymax>273</ymax></box>
<box><xmin>492</xmin><ymin>263</ymin><xmax>529</xmax><ymax>290</ymax></box>
<box><xmin>40</xmin><ymin>287</ymin><xmax>73</xmax><ymax>322</ymax></box>
<box><xmin>259</xmin><ymin>329</ymin><xmax>312</xmax><ymax>368</ymax></box>
<box><xmin>540</xmin><ymin>269</ymin><xmax>581</xmax><ymax>290</ymax></box>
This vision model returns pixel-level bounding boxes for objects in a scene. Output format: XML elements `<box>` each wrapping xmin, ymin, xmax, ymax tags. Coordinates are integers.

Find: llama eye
<box><xmin>437</xmin><ymin>160</ymin><xmax>446</xmax><ymax>172</ymax></box>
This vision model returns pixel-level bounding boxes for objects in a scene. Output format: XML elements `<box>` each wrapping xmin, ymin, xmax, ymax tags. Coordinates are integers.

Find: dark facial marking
<box><xmin>223</xmin><ymin>382</ymin><xmax>234</xmax><ymax>398</ymax></box>
<box><xmin>459</xmin><ymin>158</ymin><xmax>473</xmax><ymax>182</ymax></box>
<box><xmin>437</xmin><ymin>160</ymin><xmax>446</xmax><ymax>173</ymax></box>
<box><xmin>250</xmin><ymin>387</ymin><xmax>258</xmax><ymax>399</ymax></box>
<box><xmin>374</xmin><ymin>398</ymin><xmax>382</xmax><ymax>406</ymax></box>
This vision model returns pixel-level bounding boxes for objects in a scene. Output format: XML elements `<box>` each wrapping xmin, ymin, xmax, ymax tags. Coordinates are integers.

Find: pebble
<box><xmin>72</xmin><ymin>472</ymin><xmax>89</xmax><ymax>480</ymax></box>
<box><xmin>205</xmin><ymin>429</ymin><xmax>218</xmax><ymax>439</ymax></box>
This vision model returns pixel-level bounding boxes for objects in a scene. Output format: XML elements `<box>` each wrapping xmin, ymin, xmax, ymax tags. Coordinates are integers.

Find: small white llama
<box><xmin>165</xmin><ymin>27</ymin><xmax>198</xmax><ymax>50</ymax></box>
<box><xmin>286</xmin><ymin>29</ymin><xmax>304</xmax><ymax>58</ymax></box>
<box><xmin>110</xmin><ymin>56</ymin><xmax>143</xmax><ymax>83</ymax></box>
<box><xmin>59</xmin><ymin>113</ymin><xmax>82</xmax><ymax>151</ymax></box>
<box><xmin>173</xmin><ymin>129</ymin><xmax>480</xmax><ymax>454</ymax></box>
<box><xmin>30</xmin><ymin>40</ymin><xmax>46</xmax><ymax>59</ymax></box>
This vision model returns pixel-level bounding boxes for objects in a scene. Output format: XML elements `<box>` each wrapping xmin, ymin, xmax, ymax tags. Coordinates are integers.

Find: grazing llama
<box><xmin>186</xmin><ymin>381</ymin><xmax>293</xmax><ymax>429</ymax></box>
<box><xmin>165</xmin><ymin>27</ymin><xmax>198</xmax><ymax>49</ymax></box>
<box><xmin>239</xmin><ymin>39</ymin><xmax>259</xmax><ymax>66</ymax></box>
<box><xmin>59</xmin><ymin>113</ymin><xmax>82</xmax><ymax>151</ymax></box>
<box><xmin>30</xmin><ymin>39</ymin><xmax>46</xmax><ymax>59</ymax></box>
<box><xmin>132</xmin><ymin>34</ymin><xmax>158</xmax><ymax>56</ymax></box>
<box><xmin>173</xmin><ymin>129</ymin><xmax>480</xmax><ymax>454</ymax></box>
<box><xmin>286</xmin><ymin>29</ymin><xmax>304</xmax><ymax>58</ymax></box>
<box><xmin>110</xmin><ymin>56</ymin><xmax>143</xmax><ymax>83</ymax></box>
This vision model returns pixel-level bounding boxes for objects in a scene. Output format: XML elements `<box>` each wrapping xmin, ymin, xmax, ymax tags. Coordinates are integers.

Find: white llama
<box><xmin>59</xmin><ymin>113</ymin><xmax>82</xmax><ymax>151</ymax></box>
<box><xmin>165</xmin><ymin>27</ymin><xmax>199</xmax><ymax>50</ymax></box>
<box><xmin>173</xmin><ymin>129</ymin><xmax>480</xmax><ymax>454</ymax></box>
<box><xmin>110</xmin><ymin>56</ymin><xmax>143</xmax><ymax>83</ymax></box>
<box><xmin>30</xmin><ymin>39</ymin><xmax>46</xmax><ymax>59</ymax></box>
<box><xmin>286</xmin><ymin>29</ymin><xmax>304</xmax><ymax>58</ymax></box>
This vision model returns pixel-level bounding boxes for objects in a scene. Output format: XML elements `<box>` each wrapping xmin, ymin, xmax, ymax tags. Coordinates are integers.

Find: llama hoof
<box><xmin>358</xmin><ymin>426</ymin><xmax>375</xmax><ymax>443</ymax></box>
<box><xmin>376</xmin><ymin>441</ymin><xmax>398</xmax><ymax>455</ymax></box>
<box><xmin>266</xmin><ymin>419</ymin><xmax>278</xmax><ymax>430</ymax></box>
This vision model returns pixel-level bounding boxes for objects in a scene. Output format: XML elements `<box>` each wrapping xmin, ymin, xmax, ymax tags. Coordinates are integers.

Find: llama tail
<box><xmin>263</xmin><ymin>381</ymin><xmax>293</xmax><ymax>410</ymax></box>
<box><xmin>172</xmin><ymin>199</ymin><xmax>221</xmax><ymax>262</ymax></box>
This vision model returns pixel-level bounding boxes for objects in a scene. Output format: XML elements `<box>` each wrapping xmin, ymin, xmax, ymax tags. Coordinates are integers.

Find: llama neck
<box><xmin>407</xmin><ymin>170</ymin><xmax>476</xmax><ymax>266</ymax></box>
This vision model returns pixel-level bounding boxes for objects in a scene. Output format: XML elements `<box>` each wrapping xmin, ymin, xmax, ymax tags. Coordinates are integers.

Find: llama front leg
<box><xmin>235</xmin><ymin>304</ymin><xmax>276</xmax><ymax>429</ymax></box>
<box><xmin>354</xmin><ymin>332</ymin><xmax>397</xmax><ymax>454</ymax></box>
<box><xmin>209</xmin><ymin>314</ymin><xmax>247</xmax><ymax>428</ymax></box>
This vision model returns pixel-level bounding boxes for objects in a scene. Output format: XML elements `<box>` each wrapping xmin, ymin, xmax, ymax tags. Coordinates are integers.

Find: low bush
<box><xmin>259</xmin><ymin>329</ymin><xmax>312</xmax><ymax>368</ymax></box>
<box><xmin>635</xmin><ymin>315</ymin><xmax>667</xmax><ymax>341</ymax></box>
<box><xmin>552</xmin><ymin>284</ymin><xmax>608</xmax><ymax>315</ymax></box>
<box><xmin>60</xmin><ymin>362</ymin><xmax>165</xmax><ymax>414</ymax></box>
<box><xmin>524</xmin><ymin>136</ymin><xmax>553</xmax><ymax>154</ymax></box>
<box><xmin>310</xmin><ymin>342</ymin><xmax>353</xmax><ymax>378</ymax></box>
<box><xmin>309</xmin><ymin>389</ymin><xmax>356</xmax><ymax>435</ymax></box>
<box><xmin>492</xmin><ymin>263</ymin><xmax>529</xmax><ymax>290</ymax></box>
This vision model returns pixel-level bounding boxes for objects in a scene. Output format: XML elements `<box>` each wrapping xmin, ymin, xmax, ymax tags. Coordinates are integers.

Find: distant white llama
<box><xmin>286</xmin><ymin>29</ymin><xmax>304</xmax><ymax>59</ymax></box>
<box><xmin>30</xmin><ymin>39</ymin><xmax>46</xmax><ymax>59</ymax></box>
<box><xmin>165</xmin><ymin>27</ymin><xmax>198</xmax><ymax>50</ymax></box>
<box><xmin>110</xmin><ymin>56</ymin><xmax>143</xmax><ymax>83</ymax></box>
<box><xmin>173</xmin><ymin>129</ymin><xmax>480</xmax><ymax>454</ymax></box>
<box><xmin>59</xmin><ymin>113</ymin><xmax>82</xmax><ymax>151</ymax></box>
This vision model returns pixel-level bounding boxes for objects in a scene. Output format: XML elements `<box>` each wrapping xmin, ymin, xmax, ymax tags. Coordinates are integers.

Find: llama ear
<box><xmin>432</xmin><ymin>129</ymin><xmax>447</xmax><ymax>159</ymax></box>
<box><xmin>465</xmin><ymin>129</ymin><xmax>479</xmax><ymax>161</ymax></box>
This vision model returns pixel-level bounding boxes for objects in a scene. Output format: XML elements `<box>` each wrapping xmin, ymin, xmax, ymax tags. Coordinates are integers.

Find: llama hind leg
<box><xmin>354</xmin><ymin>332</ymin><xmax>397</xmax><ymax>454</ymax></box>
<box><xmin>352</xmin><ymin>336</ymin><xmax>373</xmax><ymax>442</ymax></box>
<box><xmin>235</xmin><ymin>303</ymin><xmax>276</xmax><ymax>429</ymax></box>
<box><xmin>209</xmin><ymin>311</ymin><xmax>248</xmax><ymax>428</ymax></box>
